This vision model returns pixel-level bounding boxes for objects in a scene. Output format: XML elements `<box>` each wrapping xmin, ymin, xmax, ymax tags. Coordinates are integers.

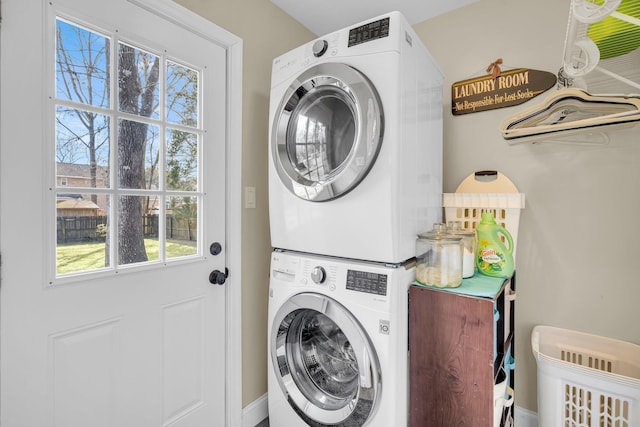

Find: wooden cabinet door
<box><xmin>409</xmin><ymin>286</ymin><xmax>495</xmax><ymax>426</ymax></box>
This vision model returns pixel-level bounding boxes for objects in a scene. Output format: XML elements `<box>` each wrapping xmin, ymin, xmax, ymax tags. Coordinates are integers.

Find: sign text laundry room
<box><xmin>452</xmin><ymin>66</ymin><xmax>556</xmax><ymax>115</ymax></box>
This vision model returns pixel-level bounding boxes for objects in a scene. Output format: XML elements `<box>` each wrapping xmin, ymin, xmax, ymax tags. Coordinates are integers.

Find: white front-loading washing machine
<box><xmin>267</xmin><ymin>249</ymin><xmax>415</xmax><ymax>426</ymax></box>
<box><xmin>268</xmin><ymin>11</ymin><xmax>444</xmax><ymax>264</ymax></box>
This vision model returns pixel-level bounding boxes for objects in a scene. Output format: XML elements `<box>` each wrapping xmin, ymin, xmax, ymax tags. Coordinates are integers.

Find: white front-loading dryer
<box><xmin>267</xmin><ymin>250</ymin><xmax>415</xmax><ymax>427</ymax></box>
<box><xmin>268</xmin><ymin>11</ymin><xmax>444</xmax><ymax>264</ymax></box>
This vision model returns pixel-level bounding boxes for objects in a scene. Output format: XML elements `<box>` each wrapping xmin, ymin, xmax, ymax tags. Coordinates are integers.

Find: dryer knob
<box><xmin>310</xmin><ymin>266</ymin><xmax>327</xmax><ymax>284</ymax></box>
<box><xmin>312</xmin><ymin>39</ymin><xmax>328</xmax><ymax>57</ymax></box>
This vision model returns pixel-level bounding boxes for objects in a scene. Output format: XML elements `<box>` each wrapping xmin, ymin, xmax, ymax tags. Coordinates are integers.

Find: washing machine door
<box><xmin>272</xmin><ymin>62</ymin><xmax>384</xmax><ymax>202</ymax></box>
<box><xmin>271</xmin><ymin>292</ymin><xmax>381</xmax><ymax>426</ymax></box>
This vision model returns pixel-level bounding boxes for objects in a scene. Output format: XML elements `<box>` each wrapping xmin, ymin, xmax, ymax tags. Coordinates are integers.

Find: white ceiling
<box><xmin>270</xmin><ymin>0</ymin><xmax>479</xmax><ymax>36</ymax></box>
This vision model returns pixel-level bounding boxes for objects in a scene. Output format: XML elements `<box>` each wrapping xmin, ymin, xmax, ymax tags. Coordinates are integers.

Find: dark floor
<box><xmin>255</xmin><ymin>418</ymin><xmax>269</xmax><ymax>427</ymax></box>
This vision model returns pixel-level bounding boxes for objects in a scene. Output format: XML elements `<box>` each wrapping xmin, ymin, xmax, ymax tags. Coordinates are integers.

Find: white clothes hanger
<box><xmin>500</xmin><ymin>88</ymin><xmax>640</xmax><ymax>144</ymax></box>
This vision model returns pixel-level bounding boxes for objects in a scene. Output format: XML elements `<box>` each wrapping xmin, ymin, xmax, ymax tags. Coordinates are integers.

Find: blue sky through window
<box><xmin>55</xmin><ymin>18</ymin><xmax>200</xmax><ymax>170</ymax></box>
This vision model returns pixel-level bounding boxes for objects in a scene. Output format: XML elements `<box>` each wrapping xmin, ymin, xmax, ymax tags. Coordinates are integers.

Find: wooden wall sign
<box><xmin>452</xmin><ymin>68</ymin><xmax>557</xmax><ymax>116</ymax></box>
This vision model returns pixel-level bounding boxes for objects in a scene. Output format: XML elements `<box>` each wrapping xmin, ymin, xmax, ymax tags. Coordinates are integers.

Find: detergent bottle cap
<box><xmin>480</xmin><ymin>211</ymin><xmax>497</xmax><ymax>224</ymax></box>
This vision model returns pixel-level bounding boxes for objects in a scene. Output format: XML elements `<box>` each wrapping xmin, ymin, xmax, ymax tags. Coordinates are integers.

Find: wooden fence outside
<box><xmin>57</xmin><ymin>215</ymin><xmax>196</xmax><ymax>244</ymax></box>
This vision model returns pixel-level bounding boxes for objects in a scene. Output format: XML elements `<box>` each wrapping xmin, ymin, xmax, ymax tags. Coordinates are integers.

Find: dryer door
<box><xmin>272</xmin><ymin>63</ymin><xmax>384</xmax><ymax>202</ymax></box>
<box><xmin>270</xmin><ymin>292</ymin><xmax>381</xmax><ymax>427</ymax></box>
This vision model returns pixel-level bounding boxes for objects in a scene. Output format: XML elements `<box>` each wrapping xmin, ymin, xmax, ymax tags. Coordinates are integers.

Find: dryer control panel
<box><xmin>348</xmin><ymin>17</ymin><xmax>390</xmax><ymax>47</ymax></box>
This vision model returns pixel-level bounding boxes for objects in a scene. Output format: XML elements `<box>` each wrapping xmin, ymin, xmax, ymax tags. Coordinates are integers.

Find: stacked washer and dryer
<box><xmin>267</xmin><ymin>11</ymin><xmax>443</xmax><ymax>427</ymax></box>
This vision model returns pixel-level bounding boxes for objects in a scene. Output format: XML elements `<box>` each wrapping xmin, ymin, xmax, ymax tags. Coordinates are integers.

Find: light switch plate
<box><xmin>245</xmin><ymin>186</ymin><xmax>256</xmax><ymax>209</ymax></box>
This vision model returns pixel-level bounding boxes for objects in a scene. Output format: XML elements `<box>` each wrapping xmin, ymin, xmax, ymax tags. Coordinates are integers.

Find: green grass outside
<box><xmin>57</xmin><ymin>238</ymin><xmax>197</xmax><ymax>274</ymax></box>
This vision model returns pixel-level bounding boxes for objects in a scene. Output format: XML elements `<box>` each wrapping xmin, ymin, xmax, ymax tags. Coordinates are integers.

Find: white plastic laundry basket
<box><xmin>443</xmin><ymin>171</ymin><xmax>525</xmax><ymax>259</ymax></box>
<box><xmin>443</xmin><ymin>193</ymin><xmax>524</xmax><ymax>252</ymax></box>
<box><xmin>531</xmin><ymin>325</ymin><xmax>640</xmax><ymax>427</ymax></box>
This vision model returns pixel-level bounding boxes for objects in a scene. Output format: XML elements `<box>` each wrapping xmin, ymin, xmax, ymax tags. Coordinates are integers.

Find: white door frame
<box><xmin>135</xmin><ymin>2</ymin><xmax>244</xmax><ymax>424</ymax></box>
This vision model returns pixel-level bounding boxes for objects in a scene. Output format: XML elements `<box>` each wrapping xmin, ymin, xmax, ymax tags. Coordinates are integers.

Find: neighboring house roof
<box><xmin>57</xmin><ymin>162</ymin><xmax>108</xmax><ymax>180</ymax></box>
<box><xmin>57</xmin><ymin>198</ymin><xmax>100</xmax><ymax>210</ymax></box>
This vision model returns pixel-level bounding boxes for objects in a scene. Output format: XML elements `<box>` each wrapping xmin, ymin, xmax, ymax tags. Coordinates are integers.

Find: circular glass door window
<box><xmin>272</xmin><ymin>63</ymin><xmax>384</xmax><ymax>202</ymax></box>
<box><xmin>291</xmin><ymin>310</ymin><xmax>359</xmax><ymax>406</ymax></box>
<box><xmin>271</xmin><ymin>293</ymin><xmax>380</xmax><ymax>426</ymax></box>
<box><xmin>285</xmin><ymin>88</ymin><xmax>356</xmax><ymax>186</ymax></box>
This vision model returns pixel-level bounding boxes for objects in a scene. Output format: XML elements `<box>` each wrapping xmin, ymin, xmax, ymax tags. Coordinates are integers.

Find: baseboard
<box><xmin>514</xmin><ymin>405</ymin><xmax>538</xmax><ymax>427</ymax></box>
<box><xmin>242</xmin><ymin>395</ymin><xmax>535</xmax><ymax>427</ymax></box>
<box><xmin>242</xmin><ymin>393</ymin><xmax>269</xmax><ymax>427</ymax></box>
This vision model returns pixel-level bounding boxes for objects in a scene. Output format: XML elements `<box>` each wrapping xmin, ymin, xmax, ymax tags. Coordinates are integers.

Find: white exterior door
<box><xmin>0</xmin><ymin>0</ymin><xmax>242</xmax><ymax>426</ymax></box>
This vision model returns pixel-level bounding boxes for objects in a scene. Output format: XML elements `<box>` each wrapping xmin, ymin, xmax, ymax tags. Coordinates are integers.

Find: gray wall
<box><xmin>415</xmin><ymin>0</ymin><xmax>640</xmax><ymax>411</ymax></box>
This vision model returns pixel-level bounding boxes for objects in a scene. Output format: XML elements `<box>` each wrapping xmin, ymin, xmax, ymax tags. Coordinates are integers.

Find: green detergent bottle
<box><xmin>475</xmin><ymin>212</ymin><xmax>514</xmax><ymax>278</ymax></box>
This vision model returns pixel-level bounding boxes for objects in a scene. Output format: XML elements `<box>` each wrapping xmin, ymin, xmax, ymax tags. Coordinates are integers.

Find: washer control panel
<box><xmin>346</xmin><ymin>270</ymin><xmax>388</xmax><ymax>296</ymax></box>
<box><xmin>272</xmin><ymin>251</ymin><xmax>391</xmax><ymax>297</ymax></box>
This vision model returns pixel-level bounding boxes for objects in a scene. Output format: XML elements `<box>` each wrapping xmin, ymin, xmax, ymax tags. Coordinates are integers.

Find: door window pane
<box><xmin>166</xmin><ymin>196</ymin><xmax>198</xmax><ymax>258</ymax></box>
<box><xmin>118</xmin><ymin>42</ymin><xmax>160</xmax><ymax>119</ymax></box>
<box><xmin>56</xmin><ymin>106</ymin><xmax>110</xmax><ymax>188</ymax></box>
<box><xmin>56</xmin><ymin>19</ymin><xmax>110</xmax><ymax>109</ymax></box>
<box><xmin>166</xmin><ymin>129</ymin><xmax>198</xmax><ymax>191</ymax></box>
<box><xmin>140</xmin><ymin>195</ymin><xmax>161</xmax><ymax>262</ymax></box>
<box><xmin>56</xmin><ymin>193</ymin><xmax>110</xmax><ymax>274</ymax></box>
<box><xmin>118</xmin><ymin>195</ymin><xmax>154</xmax><ymax>265</ymax></box>
<box><xmin>166</xmin><ymin>61</ymin><xmax>199</xmax><ymax>127</ymax></box>
<box><xmin>145</xmin><ymin>126</ymin><xmax>161</xmax><ymax>191</ymax></box>
<box><xmin>117</xmin><ymin>119</ymin><xmax>159</xmax><ymax>190</ymax></box>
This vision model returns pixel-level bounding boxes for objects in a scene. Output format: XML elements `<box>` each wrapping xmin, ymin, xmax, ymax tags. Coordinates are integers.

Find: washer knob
<box><xmin>310</xmin><ymin>266</ymin><xmax>327</xmax><ymax>284</ymax></box>
<box><xmin>312</xmin><ymin>39</ymin><xmax>328</xmax><ymax>57</ymax></box>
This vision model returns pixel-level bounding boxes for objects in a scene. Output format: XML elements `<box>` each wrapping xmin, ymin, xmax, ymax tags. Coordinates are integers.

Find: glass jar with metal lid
<box><xmin>447</xmin><ymin>221</ymin><xmax>476</xmax><ymax>278</ymax></box>
<box><xmin>415</xmin><ymin>223</ymin><xmax>464</xmax><ymax>288</ymax></box>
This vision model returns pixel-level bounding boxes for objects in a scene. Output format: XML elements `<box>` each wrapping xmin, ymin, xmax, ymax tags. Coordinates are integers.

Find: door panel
<box><xmin>50</xmin><ymin>318</ymin><xmax>120</xmax><ymax>427</ymax></box>
<box><xmin>0</xmin><ymin>0</ymin><xmax>233</xmax><ymax>425</ymax></box>
<box><xmin>162</xmin><ymin>297</ymin><xmax>206</xmax><ymax>424</ymax></box>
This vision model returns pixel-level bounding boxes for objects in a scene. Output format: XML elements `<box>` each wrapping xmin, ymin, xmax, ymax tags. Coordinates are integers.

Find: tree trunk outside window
<box><xmin>117</xmin><ymin>44</ymin><xmax>160</xmax><ymax>264</ymax></box>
